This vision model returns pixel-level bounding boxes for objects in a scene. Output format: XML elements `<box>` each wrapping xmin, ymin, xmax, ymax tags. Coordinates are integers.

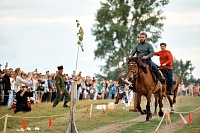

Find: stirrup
<box><xmin>167</xmin><ymin>91</ymin><xmax>174</xmax><ymax>95</ymax></box>
<box><xmin>160</xmin><ymin>78</ymin><xmax>165</xmax><ymax>84</ymax></box>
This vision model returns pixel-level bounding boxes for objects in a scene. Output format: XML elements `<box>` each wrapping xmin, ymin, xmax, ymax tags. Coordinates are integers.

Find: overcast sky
<box><xmin>0</xmin><ymin>0</ymin><xmax>200</xmax><ymax>79</ymax></box>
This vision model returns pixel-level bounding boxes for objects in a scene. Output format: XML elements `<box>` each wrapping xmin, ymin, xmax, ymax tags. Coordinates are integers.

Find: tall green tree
<box><xmin>172</xmin><ymin>58</ymin><xmax>195</xmax><ymax>85</ymax></box>
<box><xmin>92</xmin><ymin>0</ymin><xmax>169</xmax><ymax>80</ymax></box>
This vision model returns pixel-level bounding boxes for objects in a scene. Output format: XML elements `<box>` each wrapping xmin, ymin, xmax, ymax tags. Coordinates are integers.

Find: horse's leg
<box><xmin>153</xmin><ymin>94</ymin><xmax>158</xmax><ymax>115</ymax></box>
<box><xmin>172</xmin><ymin>86</ymin><xmax>178</xmax><ymax>104</ymax></box>
<box><xmin>136</xmin><ymin>94</ymin><xmax>145</xmax><ymax>115</ymax></box>
<box><xmin>158</xmin><ymin>90</ymin><xmax>164</xmax><ymax>117</ymax></box>
<box><xmin>166</xmin><ymin>95</ymin><xmax>174</xmax><ymax>114</ymax></box>
<box><xmin>145</xmin><ymin>92</ymin><xmax>152</xmax><ymax>122</ymax></box>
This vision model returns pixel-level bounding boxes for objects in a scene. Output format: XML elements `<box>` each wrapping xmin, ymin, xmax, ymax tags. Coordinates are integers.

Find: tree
<box><xmin>172</xmin><ymin>58</ymin><xmax>195</xmax><ymax>85</ymax></box>
<box><xmin>92</xmin><ymin>0</ymin><xmax>169</xmax><ymax>80</ymax></box>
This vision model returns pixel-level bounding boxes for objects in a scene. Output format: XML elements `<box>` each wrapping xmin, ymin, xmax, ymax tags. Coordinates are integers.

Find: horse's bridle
<box><xmin>128</xmin><ymin>61</ymin><xmax>139</xmax><ymax>83</ymax></box>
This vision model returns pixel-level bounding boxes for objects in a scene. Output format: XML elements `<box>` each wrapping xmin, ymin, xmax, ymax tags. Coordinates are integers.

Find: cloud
<box><xmin>164</xmin><ymin>12</ymin><xmax>200</xmax><ymax>27</ymax></box>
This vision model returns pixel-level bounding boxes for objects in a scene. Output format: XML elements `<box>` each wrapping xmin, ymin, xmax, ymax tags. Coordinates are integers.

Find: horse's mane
<box><xmin>128</xmin><ymin>57</ymin><xmax>147</xmax><ymax>73</ymax></box>
<box><xmin>128</xmin><ymin>57</ymin><xmax>145</xmax><ymax>67</ymax></box>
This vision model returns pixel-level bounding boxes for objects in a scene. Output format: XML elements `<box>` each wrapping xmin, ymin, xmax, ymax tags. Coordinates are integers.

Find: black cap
<box><xmin>57</xmin><ymin>65</ymin><xmax>63</xmax><ymax>70</ymax></box>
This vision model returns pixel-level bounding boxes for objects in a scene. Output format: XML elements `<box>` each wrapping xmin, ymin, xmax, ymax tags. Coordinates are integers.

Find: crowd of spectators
<box><xmin>0</xmin><ymin>65</ymin><xmax>199</xmax><ymax>109</ymax></box>
<box><xmin>0</xmin><ymin>66</ymin><xmax>120</xmax><ymax>108</ymax></box>
<box><xmin>177</xmin><ymin>82</ymin><xmax>200</xmax><ymax>97</ymax></box>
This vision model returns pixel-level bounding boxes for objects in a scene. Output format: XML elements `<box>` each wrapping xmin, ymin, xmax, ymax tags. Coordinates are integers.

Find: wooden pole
<box><xmin>89</xmin><ymin>104</ymin><xmax>93</xmax><ymax>118</ymax></box>
<box><xmin>66</xmin><ymin>80</ymin><xmax>78</xmax><ymax>133</ymax></box>
<box><xmin>133</xmin><ymin>92</ymin><xmax>138</xmax><ymax>111</ymax></box>
<box><xmin>3</xmin><ymin>114</ymin><xmax>8</xmax><ymax>133</ymax></box>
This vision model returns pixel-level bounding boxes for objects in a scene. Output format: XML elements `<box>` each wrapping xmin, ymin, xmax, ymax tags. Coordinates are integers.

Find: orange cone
<box><xmin>153</xmin><ymin>130</ymin><xmax>158</xmax><ymax>133</ymax></box>
<box><xmin>166</xmin><ymin>110</ymin><xmax>169</xmax><ymax>125</ymax></box>
<box><xmin>86</xmin><ymin>107</ymin><xmax>88</xmax><ymax>115</ymax></box>
<box><xmin>22</xmin><ymin>117</ymin><xmax>27</xmax><ymax>130</ymax></box>
<box><xmin>48</xmin><ymin>116</ymin><xmax>52</xmax><ymax>128</ymax></box>
<box><xmin>179</xmin><ymin>113</ymin><xmax>188</xmax><ymax>124</ymax></box>
<box><xmin>188</xmin><ymin>112</ymin><xmax>192</xmax><ymax>124</ymax></box>
<box><xmin>102</xmin><ymin>106</ymin><xmax>106</xmax><ymax>114</ymax></box>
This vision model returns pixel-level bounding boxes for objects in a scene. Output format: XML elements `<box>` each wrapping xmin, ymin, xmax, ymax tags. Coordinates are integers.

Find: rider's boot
<box><xmin>155</xmin><ymin>72</ymin><xmax>165</xmax><ymax>85</ymax></box>
<box><xmin>167</xmin><ymin>84</ymin><xmax>174</xmax><ymax>95</ymax></box>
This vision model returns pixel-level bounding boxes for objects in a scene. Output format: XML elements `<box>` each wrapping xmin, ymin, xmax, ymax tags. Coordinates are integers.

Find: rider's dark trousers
<box><xmin>161</xmin><ymin>69</ymin><xmax>173</xmax><ymax>90</ymax></box>
<box><xmin>146</xmin><ymin>59</ymin><xmax>160</xmax><ymax>74</ymax></box>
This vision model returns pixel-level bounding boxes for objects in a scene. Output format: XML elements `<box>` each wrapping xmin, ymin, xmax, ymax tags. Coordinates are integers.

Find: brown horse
<box><xmin>154</xmin><ymin>73</ymin><xmax>179</xmax><ymax>114</ymax></box>
<box><xmin>127</xmin><ymin>57</ymin><xmax>164</xmax><ymax>122</ymax></box>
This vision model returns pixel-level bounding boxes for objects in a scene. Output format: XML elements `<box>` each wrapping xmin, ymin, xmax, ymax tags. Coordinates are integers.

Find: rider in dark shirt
<box><xmin>129</xmin><ymin>32</ymin><xmax>165</xmax><ymax>84</ymax></box>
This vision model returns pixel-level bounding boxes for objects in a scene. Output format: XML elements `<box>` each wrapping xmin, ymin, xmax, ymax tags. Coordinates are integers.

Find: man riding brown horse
<box><xmin>128</xmin><ymin>32</ymin><xmax>165</xmax><ymax>85</ymax></box>
<box><xmin>154</xmin><ymin>42</ymin><xmax>174</xmax><ymax>95</ymax></box>
<box><xmin>127</xmin><ymin>56</ymin><xmax>164</xmax><ymax>122</ymax></box>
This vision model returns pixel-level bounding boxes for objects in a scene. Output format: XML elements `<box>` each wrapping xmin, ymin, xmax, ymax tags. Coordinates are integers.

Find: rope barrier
<box><xmin>2</xmin><ymin>98</ymin><xmax>199</xmax><ymax>132</ymax></box>
<box><xmin>7</xmin><ymin>105</ymin><xmax>91</xmax><ymax>119</ymax></box>
<box><xmin>154</xmin><ymin>110</ymin><xmax>167</xmax><ymax>132</ymax></box>
<box><xmin>0</xmin><ymin>115</ymin><xmax>5</xmax><ymax>120</ymax></box>
<box><xmin>154</xmin><ymin>107</ymin><xmax>200</xmax><ymax>132</ymax></box>
<box><xmin>162</xmin><ymin>107</ymin><xmax>199</xmax><ymax>114</ymax></box>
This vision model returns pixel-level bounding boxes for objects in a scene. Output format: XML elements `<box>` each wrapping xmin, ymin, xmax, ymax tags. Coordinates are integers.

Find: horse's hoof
<box><xmin>142</xmin><ymin>110</ymin><xmax>147</xmax><ymax>114</ymax></box>
<box><xmin>158</xmin><ymin>111</ymin><xmax>164</xmax><ymax>117</ymax></box>
<box><xmin>145</xmin><ymin>120</ymin><xmax>150</xmax><ymax>123</ymax></box>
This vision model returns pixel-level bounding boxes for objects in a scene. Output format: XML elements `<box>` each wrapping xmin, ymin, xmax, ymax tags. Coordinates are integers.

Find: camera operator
<box><xmin>14</xmin><ymin>86</ymin><xmax>33</xmax><ymax>113</ymax></box>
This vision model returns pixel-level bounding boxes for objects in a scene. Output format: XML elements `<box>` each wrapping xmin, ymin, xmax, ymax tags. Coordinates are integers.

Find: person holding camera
<box><xmin>14</xmin><ymin>68</ymin><xmax>28</xmax><ymax>92</ymax></box>
<box><xmin>14</xmin><ymin>86</ymin><xmax>33</xmax><ymax>113</ymax></box>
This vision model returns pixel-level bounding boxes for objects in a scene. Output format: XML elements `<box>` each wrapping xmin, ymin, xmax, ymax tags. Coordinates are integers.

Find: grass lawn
<box><xmin>0</xmin><ymin>96</ymin><xmax>199</xmax><ymax>133</ymax></box>
<box><xmin>121</xmin><ymin>96</ymin><xmax>200</xmax><ymax>133</ymax></box>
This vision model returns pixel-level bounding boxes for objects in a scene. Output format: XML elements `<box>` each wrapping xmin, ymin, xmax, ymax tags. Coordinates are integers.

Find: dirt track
<box><xmin>86</xmin><ymin>114</ymin><xmax>150</xmax><ymax>133</ymax></box>
<box><xmin>85</xmin><ymin>107</ymin><xmax>199</xmax><ymax>133</ymax></box>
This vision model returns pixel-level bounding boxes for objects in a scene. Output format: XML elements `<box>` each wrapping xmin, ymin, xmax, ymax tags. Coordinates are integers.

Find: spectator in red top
<box><xmin>154</xmin><ymin>43</ymin><xmax>174</xmax><ymax>95</ymax></box>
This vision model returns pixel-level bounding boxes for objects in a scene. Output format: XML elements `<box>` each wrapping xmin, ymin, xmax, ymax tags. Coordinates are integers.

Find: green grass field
<box><xmin>0</xmin><ymin>96</ymin><xmax>199</xmax><ymax>133</ymax></box>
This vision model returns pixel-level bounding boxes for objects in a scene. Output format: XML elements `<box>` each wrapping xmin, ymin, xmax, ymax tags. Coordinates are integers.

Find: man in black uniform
<box><xmin>116</xmin><ymin>70</ymin><xmax>132</xmax><ymax>104</ymax></box>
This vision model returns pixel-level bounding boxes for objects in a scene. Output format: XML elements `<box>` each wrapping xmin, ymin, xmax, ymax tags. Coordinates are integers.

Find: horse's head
<box><xmin>127</xmin><ymin>57</ymin><xmax>139</xmax><ymax>83</ymax></box>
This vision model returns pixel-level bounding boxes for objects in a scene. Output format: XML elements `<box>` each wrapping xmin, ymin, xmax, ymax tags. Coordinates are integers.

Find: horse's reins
<box><xmin>128</xmin><ymin>61</ymin><xmax>139</xmax><ymax>79</ymax></box>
